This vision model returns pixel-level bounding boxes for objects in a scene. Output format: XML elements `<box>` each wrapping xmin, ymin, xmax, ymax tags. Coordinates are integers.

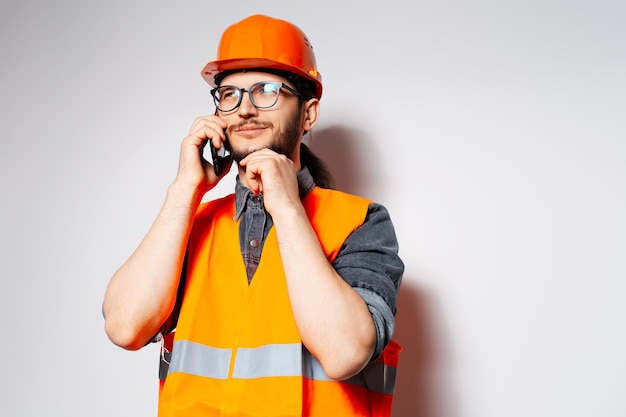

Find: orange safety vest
<box><xmin>158</xmin><ymin>187</ymin><xmax>401</xmax><ymax>417</ymax></box>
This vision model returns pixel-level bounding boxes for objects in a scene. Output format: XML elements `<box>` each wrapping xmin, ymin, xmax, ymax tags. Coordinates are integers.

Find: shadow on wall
<box><xmin>308</xmin><ymin>125</ymin><xmax>454</xmax><ymax>417</ymax></box>
<box><xmin>393</xmin><ymin>280</ymin><xmax>454</xmax><ymax>417</ymax></box>
<box><xmin>306</xmin><ymin>125</ymin><xmax>387</xmax><ymax>199</ymax></box>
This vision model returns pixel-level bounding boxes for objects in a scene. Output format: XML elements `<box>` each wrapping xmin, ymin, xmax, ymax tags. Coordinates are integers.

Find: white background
<box><xmin>1</xmin><ymin>1</ymin><xmax>624</xmax><ymax>416</ymax></box>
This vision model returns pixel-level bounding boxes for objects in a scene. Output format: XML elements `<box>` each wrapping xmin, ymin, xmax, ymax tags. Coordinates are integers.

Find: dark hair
<box><xmin>300</xmin><ymin>143</ymin><xmax>335</xmax><ymax>189</ymax></box>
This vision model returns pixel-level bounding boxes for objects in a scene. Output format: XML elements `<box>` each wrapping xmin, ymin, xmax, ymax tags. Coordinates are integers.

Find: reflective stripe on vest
<box><xmin>161</xmin><ymin>338</ymin><xmax>398</xmax><ymax>395</ymax></box>
<box><xmin>167</xmin><ymin>340</ymin><xmax>232</xmax><ymax>379</ymax></box>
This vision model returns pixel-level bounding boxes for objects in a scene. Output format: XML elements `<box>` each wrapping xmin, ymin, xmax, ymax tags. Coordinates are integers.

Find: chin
<box><xmin>231</xmin><ymin>144</ymin><xmax>269</xmax><ymax>163</ymax></box>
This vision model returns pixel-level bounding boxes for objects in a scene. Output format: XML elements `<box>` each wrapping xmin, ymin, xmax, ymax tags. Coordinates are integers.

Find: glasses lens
<box><xmin>250</xmin><ymin>82</ymin><xmax>280</xmax><ymax>109</ymax></box>
<box><xmin>215</xmin><ymin>86</ymin><xmax>240</xmax><ymax>111</ymax></box>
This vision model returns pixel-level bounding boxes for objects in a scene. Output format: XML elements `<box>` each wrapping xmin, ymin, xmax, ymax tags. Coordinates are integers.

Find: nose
<box><xmin>237</xmin><ymin>90</ymin><xmax>257</xmax><ymax>117</ymax></box>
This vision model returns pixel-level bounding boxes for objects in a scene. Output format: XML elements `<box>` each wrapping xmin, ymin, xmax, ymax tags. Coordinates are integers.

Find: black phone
<box><xmin>209</xmin><ymin>137</ymin><xmax>232</xmax><ymax>176</ymax></box>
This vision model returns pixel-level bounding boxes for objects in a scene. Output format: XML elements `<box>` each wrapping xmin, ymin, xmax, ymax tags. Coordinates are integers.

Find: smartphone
<box><xmin>209</xmin><ymin>137</ymin><xmax>232</xmax><ymax>176</ymax></box>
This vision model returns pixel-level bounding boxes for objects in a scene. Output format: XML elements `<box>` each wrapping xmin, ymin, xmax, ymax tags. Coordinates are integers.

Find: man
<box><xmin>103</xmin><ymin>14</ymin><xmax>404</xmax><ymax>417</ymax></box>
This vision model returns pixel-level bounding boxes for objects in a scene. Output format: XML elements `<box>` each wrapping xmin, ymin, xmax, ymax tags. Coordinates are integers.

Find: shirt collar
<box><xmin>233</xmin><ymin>166</ymin><xmax>316</xmax><ymax>220</ymax></box>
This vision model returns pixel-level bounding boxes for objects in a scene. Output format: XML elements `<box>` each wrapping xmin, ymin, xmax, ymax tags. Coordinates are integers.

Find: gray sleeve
<box><xmin>332</xmin><ymin>203</ymin><xmax>404</xmax><ymax>359</ymax></box>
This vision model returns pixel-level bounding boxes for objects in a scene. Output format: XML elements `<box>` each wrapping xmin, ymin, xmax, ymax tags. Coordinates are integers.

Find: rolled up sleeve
<box><xmin>332</xmin><ymin>203</ymin><xmax>404</xmax><ymax>359</ymax></box>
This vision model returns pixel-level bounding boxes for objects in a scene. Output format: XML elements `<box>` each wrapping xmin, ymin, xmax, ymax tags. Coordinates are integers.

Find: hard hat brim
<box><xmin>201</xmin><ymin>58</ymin><xmax>323</xmax><ymax>99</ymax></box>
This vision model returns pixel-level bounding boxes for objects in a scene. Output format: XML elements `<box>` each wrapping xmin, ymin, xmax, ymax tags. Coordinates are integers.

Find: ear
<box><xmin>302</xmin><ymin>98</ymin><xmax>320</xmax><ymax>132</ymax></box>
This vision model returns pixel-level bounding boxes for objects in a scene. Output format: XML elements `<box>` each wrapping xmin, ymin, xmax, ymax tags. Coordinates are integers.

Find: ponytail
<box><xmin>300</xmin><ymin>143</ymin><xmax>335</xmax><ymax>189</ymax></box>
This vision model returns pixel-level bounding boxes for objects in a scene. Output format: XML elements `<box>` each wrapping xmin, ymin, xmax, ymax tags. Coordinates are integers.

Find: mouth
<box><xmin>233</xmin><ymin>122</ymin><xmax>271</xmax><ymax>137</ymax></box>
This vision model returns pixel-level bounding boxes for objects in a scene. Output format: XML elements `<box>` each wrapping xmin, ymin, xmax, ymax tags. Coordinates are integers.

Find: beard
<box><xmin>228</xmin><ymin>108</ymin><xmax>303</xmax><ymax>164</ymax></box>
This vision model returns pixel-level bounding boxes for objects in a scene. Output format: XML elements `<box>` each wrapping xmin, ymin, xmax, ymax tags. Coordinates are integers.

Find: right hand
<box><xmin>175</xmin><ymin>115</ymin><xmax>233</xmax><ymax>193</ymax></box>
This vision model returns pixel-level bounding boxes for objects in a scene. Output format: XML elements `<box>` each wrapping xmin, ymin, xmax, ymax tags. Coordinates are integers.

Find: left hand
<box><xmin>239</xmin><ymin>149</ymin><xmax>301</xmax><ymax>216</ymax></box>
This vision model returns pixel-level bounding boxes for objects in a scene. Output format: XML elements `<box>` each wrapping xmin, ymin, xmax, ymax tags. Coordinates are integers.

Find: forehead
<box><xmin>220</xmin><ymin>71</ymin><xmax>289</xmax><ymax>87</ymax></box>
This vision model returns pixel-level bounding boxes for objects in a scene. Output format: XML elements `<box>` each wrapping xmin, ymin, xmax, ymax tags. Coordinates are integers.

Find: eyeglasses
<box><xmin>211</xmin><ymin>81</ymin><xmax>302</xmax><ymax>112</ymax></box>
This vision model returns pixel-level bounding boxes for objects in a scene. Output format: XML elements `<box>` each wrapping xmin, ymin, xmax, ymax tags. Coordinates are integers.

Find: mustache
<box><xmin>229</xmin><ymin>119</ymin><xmax>273</xmax><ymax>133</ymax></box>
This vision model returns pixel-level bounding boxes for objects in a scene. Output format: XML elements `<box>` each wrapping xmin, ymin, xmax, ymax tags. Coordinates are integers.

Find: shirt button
<box><xmin>249</xmin><ymin>239</ymin><xmax>259</xmax><ymax>248</ymax></box>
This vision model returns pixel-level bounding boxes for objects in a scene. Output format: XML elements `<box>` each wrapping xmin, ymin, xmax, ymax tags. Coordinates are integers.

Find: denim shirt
<box><xmin>233</xmin><ymin>167</ymin><xmax>404</xmax><ymax>358</ymax></box>
<box><xmin>233</xmin><ymin>167</ymin><xmax>315</xmax><ymax>283</ymax></box>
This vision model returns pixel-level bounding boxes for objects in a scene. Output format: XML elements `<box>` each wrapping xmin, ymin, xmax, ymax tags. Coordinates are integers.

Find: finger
<box><xmin>243</xmin><ymin>161</ymin><xmax>262</xmax><ymax>195</ymax></box>
<box><xmin>190</xmin><ymin>115</ymin><xmax>227</xmax><ymax>133</ymax></box>
<box><xmin>189</xmin><ymin>117</ymin><xmax>227</xmax><ymax>145</ymax></box>
<box><xmin>187</xmin><ymin>125</ymin><xmax>225</xmax><ymax>151</ymax></box>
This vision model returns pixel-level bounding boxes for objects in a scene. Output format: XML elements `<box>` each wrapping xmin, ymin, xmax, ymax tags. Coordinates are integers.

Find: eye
<box><xmin>219</xmin><ymin>87</ymin><xmax>239</xmax><ymax>101</ymax></box>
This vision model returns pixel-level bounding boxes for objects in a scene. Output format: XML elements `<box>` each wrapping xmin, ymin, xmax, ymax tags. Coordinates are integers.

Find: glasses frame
<box><xmin>211</xmin><ymin>81</ymin><xmax>302</xmax><ymax>113</ymax></box>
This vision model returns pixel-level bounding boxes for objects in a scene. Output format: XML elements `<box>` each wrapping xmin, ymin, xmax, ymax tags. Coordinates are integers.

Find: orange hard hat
<box><xmin>201</xmin><ymin>15</ymin><xmax>323</xmax><ymax>99</ymax></box>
